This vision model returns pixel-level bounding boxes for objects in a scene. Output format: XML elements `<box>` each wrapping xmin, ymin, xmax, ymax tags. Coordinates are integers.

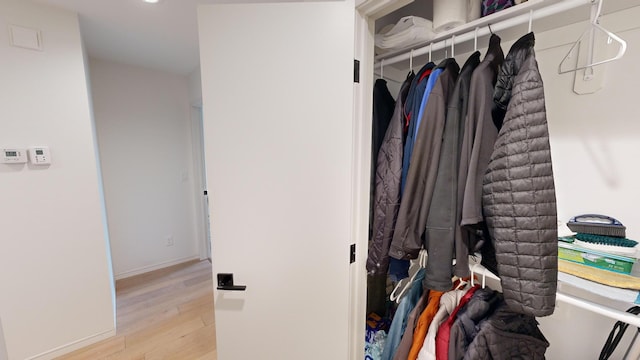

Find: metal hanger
<box><xmin>558</xmin><ymin>0</ymin><xmax>626</xmax><ymax>74</ymax></box>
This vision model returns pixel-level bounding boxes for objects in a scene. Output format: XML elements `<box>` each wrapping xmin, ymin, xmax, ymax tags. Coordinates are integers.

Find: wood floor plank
<box><xmin>201</xmin><ymin>309</ymin><xmax>215</xmax><ymax>327</ymax></box>
<box><xmin>144</xmin><ymin>324</ymin><xmax>216</xmax><ymax>360</ymax></box>
<box><xmin>193</xmin><ymin>351</ymin><xmax>217</xmax><ymax>360</ymax></box>
<box><xmin>55</xmin><ymin>260</ymin><xmax>216</xmax><ymax>360</ymax></box>
<box><xmin>178</xmin><ymin>293</ymin><xmax>214</xmax><ymax>315</ymax></box>
<box><xmin>115</xmin><ymin>260</ymin><xmax>201</xmax><ymax>292</ymax></box>
<box><xmin>56</xmin><ymin>336</ymin><xmax>125</xmax><ymax>360</ymax></box>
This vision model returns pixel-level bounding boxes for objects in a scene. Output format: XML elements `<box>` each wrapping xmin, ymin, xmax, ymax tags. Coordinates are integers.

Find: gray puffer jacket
<box><xmin>463</xmin><ymin>302</ymin><xmax>549</xmax><ymax>360</ymax></box>
<box><xmin>482</xmin><ymin>32</ymin><xmax>558</xmax><ymax>317</ymax></box>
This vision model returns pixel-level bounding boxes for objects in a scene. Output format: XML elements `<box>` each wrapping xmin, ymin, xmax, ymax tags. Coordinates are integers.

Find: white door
<box><xmin>198</xmin><ymin>2</ymin><xmax>356</xmax><ymax>359</ymax></box>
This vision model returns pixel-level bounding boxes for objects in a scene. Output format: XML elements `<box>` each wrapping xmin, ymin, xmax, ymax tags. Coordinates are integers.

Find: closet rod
<box><xmin>374</xmin><ymin>0</ymin><xmax>591</xmax><ymax>67</ymax></box>
<box><xmin>556</xmin><ymin>292</ymin><xmax>640</xmax><ymax>328</ymax></box>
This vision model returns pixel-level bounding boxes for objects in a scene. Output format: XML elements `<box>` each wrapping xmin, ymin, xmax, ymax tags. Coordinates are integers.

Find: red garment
<box><xmin>419</xmin><ymin>68</ymin><xmax>434</xmax><ymax>82</ymax></box>
<box><xmin>435</xmin><ymin>285</ymin><xmax>479</xmax><ymax>360</ymax></box>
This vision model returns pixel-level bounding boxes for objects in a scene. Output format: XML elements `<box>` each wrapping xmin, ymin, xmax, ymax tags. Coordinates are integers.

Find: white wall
<box><xmin>535</xmin><ymin>8</ymin><xmax>640</xmax><ymax>359</ymax></box>
<box><xmin>89</xmin><ymin>58</ymin><xmax>200</xmax><ymax>279</ymax></box>
<box><xmin>188</xmin><ymin>66</ymin><xmax>203</xmax><ymax>106</ymax></box>
<box><xmin>0</xmin><ymin>1</ymin><xmax>115</xmax><ymax>359</ymax></box>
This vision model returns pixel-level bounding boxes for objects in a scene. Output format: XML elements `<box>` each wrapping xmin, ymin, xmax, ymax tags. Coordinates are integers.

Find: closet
<box><xmin>367</xmin><ymin>1</ymin><xmax>640</xmax><ymax>359</ymax></box>
<box><xmin>197</xmin><ymin>0</ymin><xmax>640</xmax><ymax>359</ymax></box>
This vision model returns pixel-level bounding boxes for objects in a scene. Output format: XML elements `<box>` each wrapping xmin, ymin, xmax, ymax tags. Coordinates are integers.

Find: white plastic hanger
<box><xmin>389</xmin><ymin>250</ymin><xmax>427</xmax><ymax>303</ymax></box>
<box><xmin>558</xmin><ymin>0</ymin><xmax>626</xmax><ymax>74</ymax></box>
<box><xmin>474</xmin><ymin>27</ymin><xmax>479</xmax><ymax>52</ymax></box>
<box><xmin>470</xmin><ymin>263</ymin><xmax>487</xmax><ymax>289</ymax></box>
<box><xmin>409</xmin><ymin>49</ymin><xmax>414</xmax><ymax>71</ymax></box>
<box><xmin>451</xmin><ymin>35</ymin><xmax>455</xmax><ymax>58</ymax></box>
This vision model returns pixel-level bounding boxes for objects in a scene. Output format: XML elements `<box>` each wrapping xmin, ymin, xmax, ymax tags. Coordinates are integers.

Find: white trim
<box><xmin>114</xmin><ymin>255</ymin><xmax>200</xmax><ymax>280</ymax></box>
<box><xmin>356</xmin><ymin>0</ymin><xmax>413</xmax><ymax>18</ymax></box>
<box><xmin>25</xmin><ymin>328</ymin><xmax>116</xmax><ymax>360</ymax></box>
<box><xmin>189</xmin><ymin>105</ymin><xmax>210</xmax><ymax>261</ymax></box>
<box><xmin>348</xmin><ymin>8</ymin><xmax>373</xmax><ymax>360</ymax></box>
<box><xmin>0</xmin><ymin>318</ymin><xmax>7</xmax><ymax>360</ymax></box>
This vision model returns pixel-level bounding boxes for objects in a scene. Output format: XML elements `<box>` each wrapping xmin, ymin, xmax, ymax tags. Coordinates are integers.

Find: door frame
<box><xmin>349</xmin><ymin>1</ymin><xmax>408</xmax><ymax>358</ymax></box>
<box><xmin>190</xmin><ymin>104</ymin><xmax>211</xmax><ymax>261</ymax></box>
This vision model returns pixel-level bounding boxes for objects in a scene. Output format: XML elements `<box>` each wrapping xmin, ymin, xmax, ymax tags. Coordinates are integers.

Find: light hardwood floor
<box><xmin>57</xmin><ymin>260</ymin><xmax>216</xmax><ymax>360</ymax></box>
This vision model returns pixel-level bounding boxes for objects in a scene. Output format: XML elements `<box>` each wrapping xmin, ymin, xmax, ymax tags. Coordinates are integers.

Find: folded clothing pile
<box><xmin>375</xmin><ymin>16</ymin><xmax>435</xmax><ymax>54</ymax></box>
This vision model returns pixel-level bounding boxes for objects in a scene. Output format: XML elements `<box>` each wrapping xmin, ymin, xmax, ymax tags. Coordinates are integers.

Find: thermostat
<box><xmin>1</xmin><ymin>148</ymin><xmax>27</xmax><ymax>164</ymax></box>
<box><xmin>28</xmin><ymin>146</ymin><xmax>51</xmax><ymax>165</ymax></box>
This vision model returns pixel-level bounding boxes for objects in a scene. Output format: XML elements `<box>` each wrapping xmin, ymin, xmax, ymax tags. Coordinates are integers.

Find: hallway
<box><xmin>57</xmin><ymin>260</ymin><xmax>216</xmax><ymax>359</ymax></box>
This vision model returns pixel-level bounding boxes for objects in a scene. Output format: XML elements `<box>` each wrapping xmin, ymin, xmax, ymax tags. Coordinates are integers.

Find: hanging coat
<box><xmin>390</xmin><ymin>58</ymin><xmax>460</xmax><ymax>262</ymax></box>
<box><xmin>417</xmin><ymin>288</ymin><xmax>467</xmax><ymax>360</ymax></box>
<box><xmin>367</xmin><ymin>73</ymin><xmax>414</xmax><ymax>276</ymax></box>
<box><xmin>448</xmin><ymin>288</ymin><xmax>503</xmax><ymax>360</ymax></box>
<box><xmin>370</xmin><ymin>79</ymin><xmax>396</xmax><ymax>241</ymax></box>
<box><xmin>423</xmin><ymin>52</ymin><xmax>480</xmax><ymax>291</ymax></box>
<box><xmin>463</xmin><ymin>302</ymin><xmax>549</xmax><ymax>360</ymax></box>
<box><xmin>482</xmin><ymin>32</ymin><xmax>558</xmax><ymax>317</ymax></box>
<box><xmin>459</xmin><ymin>34</ymin><xmax>504</xmax><ymax>272</ymax></box>
<box><xmin>401</xmin><ymin>63</ymin><xmax>436</xmax><ymax>192</ymax></box>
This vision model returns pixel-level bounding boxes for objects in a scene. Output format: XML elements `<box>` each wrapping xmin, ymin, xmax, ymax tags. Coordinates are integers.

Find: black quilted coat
<box><xmin>482</xmin><ymin>32</ymin><xmax>558</xmax><ymax>317</ymax></box>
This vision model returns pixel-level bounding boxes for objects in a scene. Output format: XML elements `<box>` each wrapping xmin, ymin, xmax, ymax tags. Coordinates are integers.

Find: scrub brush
<box><xmin>567</xmin><ymin>214</ymin><xmax>626</xmax><ymax>237</ymax></box>
<box><xmin>575</xmin><ymin>233</ymin><xmax>637</xmax><ymax>247</ymax></box>
<box><xmin>574</xmin><ymin>233</ymin><xmax>638</xmax><ymax>258</ymax></box>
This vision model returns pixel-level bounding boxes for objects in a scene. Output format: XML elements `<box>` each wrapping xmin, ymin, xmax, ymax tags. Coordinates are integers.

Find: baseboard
<box><xmin>26</xmin><ymin>328</ymin><xmax>116</xmax><ymax>360</ymax></box>
<box><xmin>114</xmin><ymin>255</ymin><xmax>200</xmax><ymax>280</ymax></box>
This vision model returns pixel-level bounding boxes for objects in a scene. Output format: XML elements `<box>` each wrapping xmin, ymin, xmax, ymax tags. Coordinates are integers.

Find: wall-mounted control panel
<box><xmin>1</xmin><ymin>148</ymin><xmax>27</xmax><ymax>164</ymax></box>
<box><xmin>28</xmin><ymin>146</ymin><xmax>51</xmax><ymax>165</ymax></box>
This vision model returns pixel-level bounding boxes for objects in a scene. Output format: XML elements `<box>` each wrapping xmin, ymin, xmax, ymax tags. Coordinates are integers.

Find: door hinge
<box><xmin>354</xmin><ymin>59</ymin><xmax>360</xmax><ymax>83</ymax></box>
<box><xmin>350</xmin><ymin>244</ymin><xmax>356</xmax><ymax>264</ymax></box>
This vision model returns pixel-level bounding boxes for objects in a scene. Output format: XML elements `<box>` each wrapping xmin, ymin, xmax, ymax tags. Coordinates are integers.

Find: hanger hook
<box><xmin>410</xmin><ymin>49</ymin><xmax>414</xmax><ymax>71</ymax></box>
<box><xmin>488</xmin><ymin>23</ymin><xmax>494</xmax><ymax>35</ymax></box>
<box><xmin>593</xmin><ymin>0</ymin><xmax>604</xmax><ymax>24</ymax></box>
<box><xmin>528</xmin><ymin>10</ymin><xmax>533</xmax><ymax>33</ymax></box>
<box><xmin>380</xmin><ymin>59</ymin><xmax>384</xmax><ymax>79</ymax></box>
<box><xmin>429</xmin><ymin>43</ymin><xmax>432</xmax><ymax>62</ymax></box>
<box><xmin>451</xmin><ymin>35</ymin><xmax>455</xmax><ymax>58</ymax></box>
<box><xmin>474</xmin><ymin>27</ymin><xmax>479</xmax><ymax>51</ymax></box>
<box><xmin>445</xmin><ymin>39</ymin><xmax>448</xmax><ymax>58</ymax></box>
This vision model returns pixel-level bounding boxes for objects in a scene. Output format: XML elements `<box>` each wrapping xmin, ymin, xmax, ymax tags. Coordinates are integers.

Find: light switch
<box><xmin>28</xmin><ymin>146</ymin><xmax>51</xmax><ymax>165</ymax></box>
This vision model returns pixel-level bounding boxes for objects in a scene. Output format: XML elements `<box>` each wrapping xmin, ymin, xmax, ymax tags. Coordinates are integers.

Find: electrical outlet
<box><xmin>166</xmin><ymin>235</ymin><xmax>174</xmax><ymax>247</ymax></box>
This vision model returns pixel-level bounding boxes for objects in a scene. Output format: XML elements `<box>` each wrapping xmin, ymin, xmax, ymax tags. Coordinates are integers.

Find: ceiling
<box><xmin>33</xmin><ymin>0</ymin><xmax>640</xmax><ymax>76</ymax></box>
<box><xmin>33</xmin><ymin>0</ymin><xmax>306</xmax><ymax>75</ymax></box>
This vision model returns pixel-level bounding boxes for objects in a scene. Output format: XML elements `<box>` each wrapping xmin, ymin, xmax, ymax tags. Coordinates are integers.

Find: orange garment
<box><xmin>407</xmin><ymin>290</ymin><xmax>444</xmax><ymax>360</ymax></box>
